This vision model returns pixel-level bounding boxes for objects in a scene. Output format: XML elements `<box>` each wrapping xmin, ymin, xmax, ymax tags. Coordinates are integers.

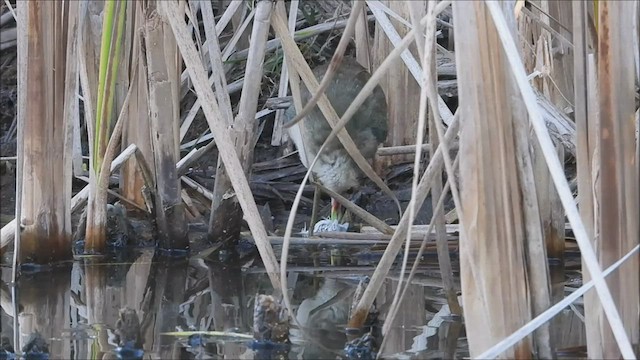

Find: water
<box><xmin>0</xmin><ymin>245</ymin><xmax>470</xmax><ymax>359</ymax></box>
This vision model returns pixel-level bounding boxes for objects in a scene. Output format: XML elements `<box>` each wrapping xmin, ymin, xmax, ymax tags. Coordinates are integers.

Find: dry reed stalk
<box><xmin>582</xmin><ymin>54</ymin><xmax>602</xmax><ymax>357</ymax></box>
<box><xmin>162</xmin><ymin>0</ymin><xmax>281</xmax><ymax>291</ymax></box>
<box><xmin>532</xmin><ymin>136</ymin><xmax>565</xmax><ymax>352</ymax></box>
<box><xmin>584</xmin><ymin>2</ymin><xmax>640</xmax><ymax>358</ymax></box>
<box><xmin>200</xmin><ymin>0</ymin><xmax>233</xmax><ymax>124</ymax></box>
<box><xmin>208</xmin><ymin>0</ymin><xmax>273</xmax><ymax>244</ymax></box>
<box><xmin>424</xmin><ymin>7</ymin><xmax>461</xmax><ymax>320</ymax></box>
<box><xmin>233</xmin><ymin>15</ymin><xmax>371</xmax><ymax>62</ymax></box>
<box><xmin>181</xmin><ymin>176</ymin><xmax>213</xmax><ymax>201</ymax></box>
<box><xmin>145</xmin><ymin>4</ymin><xmax>188</xmax><ymax>250</ymax></box>
<box><xmin>573</xmin><ymin>13</ymin><xmax>595</xmax><ymax>340</ymax></box>
<box><xmin>0</xmin><ymin>26</ymin><xmax>16</xmax><ymax>50</ymax></box>
<box><xmin>179</xmin><ymin>8</ymin><xmax>255</xmax><ymax>141</ymax></box>
<box><xmin>16</xmin><ymin>0</ymin><xmax>78</xmax><ymax>264</ymax></box>
<box><xmin>541</xmin><ymin>1</ymin><xmax>574</xmax><ymax>109</ymax></box>
<box><xmin>516</xmin><ymin>110</ymin><xmax>554</xmax><ymax>358</ymax></box>
<box><xmin>230</xmin><ymin>0</ymin><xmax>250</xmax><ymax>51</ymax></box>
<box><xmin>535</xmin><ymin>91</ymin><xmax>576</xmax><ymax>157</ymax></box>
<box><xmin>368</xmin><ymin>0</ymin><xmax>454</xmax><ymax>126</ymax></box>
<box><xmin>121</xmin><ymin>2</ymin><xmax>154</xmax><ymax>210</ymax></box>
<box><xmin>72</xmin><ymin>87</ymin><xmax>84</xmax><ymax>178</ymax></box>
<box><xmin>361</xmin><ymin>223</ymin><xmax>470</xmax><ymax>235</ymax></box>
<box><xmin>178</xmin><ymin>0</ymin><xmax>242</xmax><ymax>93</ymax></box>
<box><xmin>270</xmin><ymin>0</ymin><xmax>299</xmax><ymax>146</ymax></box>
<box><xmin>347</xmin><ymin>112</ymin><xmax>459</xmax><ymax>330</ymax></box>
<box><xmin>478</xmin><ymin>244</ymin><xmax>640</xmax><ymax>359</ymax></box>
<box><xmin>384</xmin><ymin>1</ymin><xmax>454</xmax><ymax>347</ymax></box>
<box><xmin>453</xmin><ymin>2</ymin><xmax>535</xmax><ymax>357</ymax></box>
<box><xmin>369</xmin><ymin>0</ymin><xmax>422</xmax><ymax>166</ymax></box>
<box><xmin>2</xmin><ymin>145</ymin><xmax>123</xmax><ymax>249</ymax></box>
<box><xmin>508</xmin><ymin>5</ymin><xmax>559</xmax><ymax>356</ymax></box>
<box><xmin>176</xmin><ymin>140</ymin><xmax>216</xmax><ymax>175</ymax></box>
<box><xmin>12</xmin><ymin>0</ymin><xmax>26</xmax><ymax>289</ymax></box>
<box><xmin>485</xmin><ymin>1</ymin><xmax>635</xmax><ymax>357</ymax></box>
<box><xmin>379</xmin><ymin>159</ymin><xmax>458</xmax><ymax>356</ymax></box>
<box><xmin>354</xmin><ymin>0</ymin><xmax>372</xmax><ymax>67</ymax></box>
<box><xmin>316</xmin><ymin>184</ymin><xmax>394</xmax><ymax>235</ymax></box>
<box><xmin>377</xmin><ymin>143</ymin><xmax>438</xmax><ymax>156</ymax></box>
<box><xmin>219</xmin><ymin>7</ymin><xmax>256</xmax><ymax>64</ymax></box>
<box><xmin>0</xmin><ymin>144</ymin><xmax>142</xmax><ymax>255</ymax></box>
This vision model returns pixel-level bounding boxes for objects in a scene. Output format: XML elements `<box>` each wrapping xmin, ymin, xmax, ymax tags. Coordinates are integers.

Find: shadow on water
<box><xmin>1</xmin><ymin>244</ymin><xmax>471</xmax><ymax>359</ymax></box>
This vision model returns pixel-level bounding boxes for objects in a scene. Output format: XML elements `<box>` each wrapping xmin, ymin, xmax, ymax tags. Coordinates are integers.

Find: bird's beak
<box><xmin>330</xmin><ymin>198</ymin><xmax>341</xmax><ymax>220</ymax></box>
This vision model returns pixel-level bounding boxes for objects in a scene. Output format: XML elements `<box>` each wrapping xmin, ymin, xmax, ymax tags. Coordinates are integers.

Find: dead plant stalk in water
<box><xmin>161</xmin><ymin>0</ymin><xmax>281</xmax><ymax>291</ymax></box>
<box><xmin>484</xmin><ymin>1</ymin><xmax>634</xmax><ymax>357</ymax></box>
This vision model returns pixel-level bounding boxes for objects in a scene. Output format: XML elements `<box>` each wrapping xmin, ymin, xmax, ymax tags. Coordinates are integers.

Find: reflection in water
<box><xmin>292</xmin><ymin>277</ymin><xmax>351</xmax><ymax>358</ymax></box>
<box><xmin>0</xmin><ymin>267</ymin><xmax>71</xmax><ymax>358</ymax></box>
<box><xmin>0</xmin><ymin>245</ymin><xmax>468</xmax><ymax>359</ymax></box>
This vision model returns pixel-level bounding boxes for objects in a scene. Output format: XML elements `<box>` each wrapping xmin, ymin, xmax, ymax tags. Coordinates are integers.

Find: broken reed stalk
<box><xmin>209</xmin><ymin>0</ymin><xmax>273</xmax><ymax>245</ymax></box>
<box><xmin>120</xmin><ymin>1</ymin><xmax>155</xmax><ymax>211</ymax></box>
<box><xmin>584</xmin><ymin>1</ymin><xmax>640</xmax><ymax>358</ymax></box>
<box><xmin>572</xmin><ymin>2</ymin><xmax>599</xmax><ymax>356</ymax></box>
<box><xmin>162</xmin><ymin>0</ymin><xmax>281</xmax><ymax>291</ymax></box>
<box><xmin>15</xmin><ymin>0</ymin><xmax>78</xmax><ymax>264</ymax></box>
<box><xmin>177</xmin><ymin>1</ymin><xmax>244</xmax><ymax>100</ymax></box>
<box><xmin>485</xmin><ymin>1</ymin><xmax>635</xmax><ymax>357</ymax></box>
<box><xmin>353</xmin><ymin>0</ymin><xmax>371</xmax><ymax>67</ymax></box>
<box><xmin>515</xmin><ymin>3</ymin><xmax>559</xmax><ymax>356</ymax></box>
<box><xmin>12</xmin><ymin>0</ymin><xmax>26</xmax><ymax>285</ymax></box>
<box><xmin>145</xmin><ymin>3</ymin><xmax>188</xmax><ymax>251</ymax></box>
<box><xmin>437</xmin><ymin>2</ymin><xmax>549</xmax><ymax>356</ymax></box>
<box><xmin>178</xmin><ymin>9</ymin><xmax>255</xmax><ymax>141</ymax></box>
<box><xmin>478</xmin><ymin>244</ymin><xmax>640</xmax><ymax>359</ymax></box>
<box><xmin>422</xmin><ymin>0</ymin><xmax>462</xmax><ymax>318</ymax></box>
<box><xmin>452</xmin><ymin>2</ymin><xmax>536</xmax><ymax>357</ymax></box>
<box><xmin>536</xmin><ymin>141</ymin><xmax>566</xmax><ymax>349</ymax></box>
<box><xmin>370</xmin><ymin>0</ymin><xmax>424</xmax><ymax>168</ymax></box>
<box><xmin>193</xmin><ymin>0</ymin><xmax>235</xmax><ymax>208</ymax></box>
<box><xmin>516</xmin><ymin>121</ymin><xmax>554</xmax><ymax>356</ymax></box>
<box><xmin>200</xmin><ymin>0</ymin><xmax>233</xmax><ymax>125</ymax></box>
<box><xmin>368</xmin><ymin>0</ymin><xmax>454</xmax><ymax>125</ymax></box>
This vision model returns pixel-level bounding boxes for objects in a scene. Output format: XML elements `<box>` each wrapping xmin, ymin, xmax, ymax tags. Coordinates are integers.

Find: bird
<box><xmin>285</xmin><ymin>58</ymin><xmax>388</xmax><ymax>229</ymax></box>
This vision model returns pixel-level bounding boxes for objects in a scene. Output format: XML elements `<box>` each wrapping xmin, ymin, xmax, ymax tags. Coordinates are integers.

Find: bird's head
<box><xmin>312</xmin><ymin>151</ymin><xmax>361</xmax><ymax>195</ymax></box>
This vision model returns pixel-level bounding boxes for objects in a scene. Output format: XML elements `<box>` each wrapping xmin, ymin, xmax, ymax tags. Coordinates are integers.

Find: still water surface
<box><xmin>1</xmin><ymin>245</ymin><xmax>470</xmax><ymax>359</ymax></box>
